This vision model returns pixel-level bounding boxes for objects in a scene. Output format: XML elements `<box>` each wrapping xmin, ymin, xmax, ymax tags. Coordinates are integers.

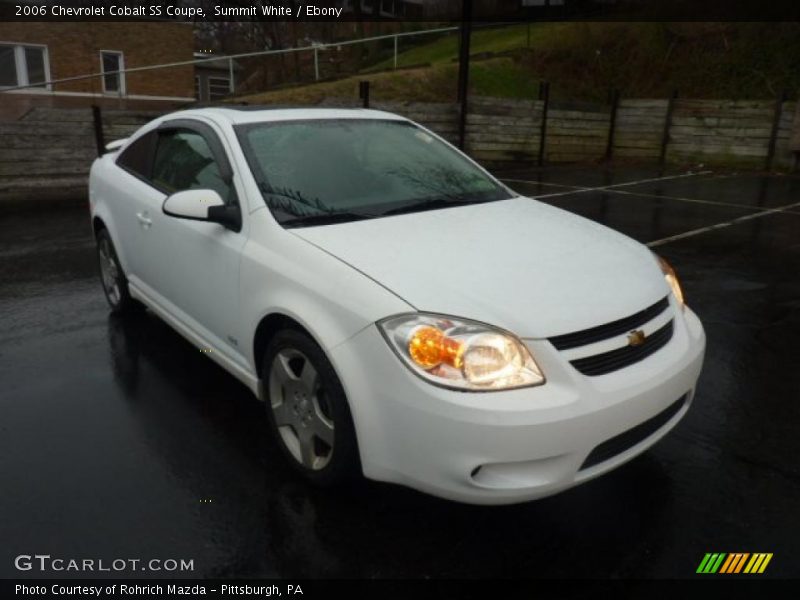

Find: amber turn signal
<box><xmin>408</xmin><ymin>326</ymin><xmax>464</xmax><ymax>370</ymax></box>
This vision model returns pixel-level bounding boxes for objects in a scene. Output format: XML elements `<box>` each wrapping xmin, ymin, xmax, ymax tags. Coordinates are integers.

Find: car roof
<box><xmin>164</xmin><ymin>106</ymin><xmax>409</xmax><ymax>126</ymax></box>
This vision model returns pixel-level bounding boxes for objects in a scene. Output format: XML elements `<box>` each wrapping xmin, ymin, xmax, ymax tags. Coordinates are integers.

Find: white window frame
<box><xmin>207</xmin><ymin>76</ymin><xmax>231</xmax><ymax>101</ymax></box>
<box><xmin>0</xmin><ymin>41</ymin><xmax>51</xmax><ymax>91</ymax></box>
<box><xmin>99</xmin><ymin>50</ymin><xmax>125</xmax><ymax>96</ymax></box>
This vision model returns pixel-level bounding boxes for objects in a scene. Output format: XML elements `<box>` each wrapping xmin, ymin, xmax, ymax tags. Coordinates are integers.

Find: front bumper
<box><xmin>329</xmin><ymin>305</ymin><xmax>705</xmax><ymax>505</ymax></box>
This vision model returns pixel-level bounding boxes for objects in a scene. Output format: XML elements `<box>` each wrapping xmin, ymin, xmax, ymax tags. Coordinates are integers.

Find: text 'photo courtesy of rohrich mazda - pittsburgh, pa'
<box><xmin>89</xmin><ymin>106</ymin><xmax>705</xmax><ymax>505</ymax></box>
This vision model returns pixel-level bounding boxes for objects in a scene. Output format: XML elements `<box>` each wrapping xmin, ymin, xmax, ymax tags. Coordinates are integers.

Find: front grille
<box><xmin>580</xmin><ymin>394</ymin><xmax>687</xmax><ymax>470</ymax></box>
<box><xmin>549</xmin><ymin>296</ymin><xmax>670</xmax><ymax>350</ymax></box>
<box><xmin>569</xmin><ymin>319</ymin><xmax>674</xmax><ymax>376</ymax></box>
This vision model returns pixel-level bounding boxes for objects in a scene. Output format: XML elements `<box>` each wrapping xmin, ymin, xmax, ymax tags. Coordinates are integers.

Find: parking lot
<box><xmin>1</xmin><ymin>166</ymin><xmax>798</xmax><ymax>578</ymax></box>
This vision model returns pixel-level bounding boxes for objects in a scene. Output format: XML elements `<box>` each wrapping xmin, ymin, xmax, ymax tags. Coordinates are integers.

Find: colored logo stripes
<box><xmin>696</xmin><ymin>553</ymin><xmax>773</xmax><ymax>574</ymax></box>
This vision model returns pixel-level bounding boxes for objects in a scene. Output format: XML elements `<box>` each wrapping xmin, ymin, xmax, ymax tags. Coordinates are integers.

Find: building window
<box><xmin>207</xmin><ymin>77</ymin><xmax>230</xmax><ymax>101</ymax></box>
<box><xmin>0</xmin><ymin>45</ymin><xmax>14</xmax><ymax>87</ymax></box>
<box><xmin>100</xmin><ymin>50</ymin><xmax>125</xmax><ymax>95</ymax></box>
<box><xmin>0</xmin><ymin>43</ymin><xmax>50</xmax><ymax>89</ymax></box>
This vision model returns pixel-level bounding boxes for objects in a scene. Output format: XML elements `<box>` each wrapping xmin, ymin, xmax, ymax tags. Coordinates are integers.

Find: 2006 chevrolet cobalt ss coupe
<box><xmin>89</xmin><ymin>107</ymin><xmax>705</xmax><ymax>504</ymax></box>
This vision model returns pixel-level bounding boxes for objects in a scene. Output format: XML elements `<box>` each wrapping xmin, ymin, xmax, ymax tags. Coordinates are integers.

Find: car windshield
<box><xmin>235</xmin><ymin>119</ymin><xmax>512</xmax><ymax>226</ymax></box>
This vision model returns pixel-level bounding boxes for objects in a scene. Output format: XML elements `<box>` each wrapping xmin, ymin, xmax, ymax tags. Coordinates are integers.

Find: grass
<box><xmin>470</xmin><ymin>59</ymin><xmax>542</xmax><ymax>99</ymax></box>
<box><xmin>369</xmin><ymin>23</ymin><xmax>572</xmax><ymax>70</ymax></box>
<box><xmin>233</xmin><ymin>57</ymin><xmax>541</xmax><ymax>105</ymax></box>
<box><xmin>232</xmin><ymin>23</ymin><xmax>800</xmax><ymax>106</ymax></box>
<box><xmin>235</xmin><ymin>61</ymin><xmax>460</xmax><ymax>105</ymax></box>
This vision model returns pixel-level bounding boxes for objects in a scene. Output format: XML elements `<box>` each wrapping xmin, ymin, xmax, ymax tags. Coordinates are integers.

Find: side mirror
<box><xmin>162</xmin><ymin>189</ymin><xmax>241</xmax><ymax>232</ymax></box>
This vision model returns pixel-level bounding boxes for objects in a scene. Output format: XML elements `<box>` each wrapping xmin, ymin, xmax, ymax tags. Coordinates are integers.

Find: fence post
<box><xmin>228</xmin><ymin>57</ymin><xmax>235</xmax><ymax>94</ymax></box>
<box><xmin>359</xmin><ymin>80</ymin><xmax>370</xmax><ymax>108</ymax></box>
<box><xmin>659</xmin><ymin>89</ymin><xmax>678</xmax><ymax>167</ymax></box>
<box><xmin>393</xmin><ymin>35</ymin><xmax>398</xmax><ymax>69</ymax></box>
<box><xmin>605</xmin><ymin>88</ymin><xmax>620</xmax><ymax>162</ymax></box>
<box><xmin>456</xmin><ymin>2</ymin><xmax>473</xmax><ymax>150</ymax></box>
<box><xmin>538</xmin><ymin>81</ymin><xmax>550</xmax><ymax>167</ymax></box>
<box><xmin>314</xmin><ymin>47</ymin><xmax>319</xmax><ymax>81</ymax></box>
<box><xmin>91</xmin><ymin>105</ymin><xmax>105</xmax><ymax>157</ymax></box>
<box><xmin>765</xmin><ymin>89</ymin><xmax>789</xmax><ymax>171</ymax></box>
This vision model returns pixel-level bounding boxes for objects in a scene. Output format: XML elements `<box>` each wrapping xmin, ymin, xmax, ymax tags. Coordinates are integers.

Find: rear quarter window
<box><xmin>116</xmin><ymin>131</ymin><xmax>156</xmax><ymax>180</ymax></box>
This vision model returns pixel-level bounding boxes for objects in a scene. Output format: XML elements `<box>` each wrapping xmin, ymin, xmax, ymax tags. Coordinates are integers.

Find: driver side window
<box><xmin>151</xmin><ymin>130</ymin><xmax>231</xmax><ymax>202</ymax></box>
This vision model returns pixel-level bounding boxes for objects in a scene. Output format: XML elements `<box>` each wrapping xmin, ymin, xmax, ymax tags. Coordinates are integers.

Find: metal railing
<box><xmin>0</xmin><ymin>25</ymin><xmax>461</xmax><ymax>96</ymax></box>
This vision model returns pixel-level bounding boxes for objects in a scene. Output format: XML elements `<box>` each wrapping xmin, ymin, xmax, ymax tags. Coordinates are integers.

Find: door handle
<box><xmin>136</xmin><ymin>211</ymin><xmax>152</xmax><ymax>228</ymax></box>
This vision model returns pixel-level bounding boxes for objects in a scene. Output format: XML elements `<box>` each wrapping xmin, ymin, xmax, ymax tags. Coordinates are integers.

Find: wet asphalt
<box><xmin>1</xmin><ymin>167</ymin><xmax>799</xmax><ymax>579</ymax></box>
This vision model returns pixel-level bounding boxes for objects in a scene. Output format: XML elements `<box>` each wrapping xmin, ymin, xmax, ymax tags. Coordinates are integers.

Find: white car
<box><xmin>89</xmin><ymin>107</ymin><xmax>705</xmax><ymax>505</ymax></box>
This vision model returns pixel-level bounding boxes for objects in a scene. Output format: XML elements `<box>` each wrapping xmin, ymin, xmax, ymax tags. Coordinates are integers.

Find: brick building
<box><xmin>0</xmin><ymin>22</ymin><xmax>195</xmax><ymax>119</ymax></box>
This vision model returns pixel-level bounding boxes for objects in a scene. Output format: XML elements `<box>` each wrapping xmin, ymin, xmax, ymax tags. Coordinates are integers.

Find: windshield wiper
<box><xmin>281</xmin><ymin>211</ymin><xmax>376</xmax><ymax>228</ymax></box>
<box><xmin>378</xmin><ymin>196</ymin><xmax>498</xmax><ymax>217</ymax></box>
<box><xmin>258</xmin><ymin>183</ymin><xmax>330</xmax><ymax>213</ymax></box>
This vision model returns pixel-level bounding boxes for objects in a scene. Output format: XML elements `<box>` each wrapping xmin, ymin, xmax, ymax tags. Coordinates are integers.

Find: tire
<box><xmin>262</xmin><ymin>328</ymin><xmax>360</xmax><ymax>486</ymax></box>
<box><xmin>96</xmin><ymin>228</ymin><xmax>139</xmax><ymax>314</ymax></box>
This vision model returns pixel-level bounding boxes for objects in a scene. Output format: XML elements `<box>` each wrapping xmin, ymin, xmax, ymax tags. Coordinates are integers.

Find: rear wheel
<box><xmin>262</xmin><ymin>329</ymin><xmax>360</xmax><ymax>485</ymax></box>
<box><xmin>96</xmin><ymin>229</ymin><xmax>138</xmax><ymax>314</ymax></box>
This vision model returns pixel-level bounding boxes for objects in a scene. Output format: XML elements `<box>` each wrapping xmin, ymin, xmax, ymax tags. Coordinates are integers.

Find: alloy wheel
<box><xmin>269</xmin><ymin>348</ymin><xmax>335</xmax><ymax>470</ymax></box>
<box><xmin>98</xmin><ymin>238</ymin><xmax>121</xmax><ymax>306</ymax></box>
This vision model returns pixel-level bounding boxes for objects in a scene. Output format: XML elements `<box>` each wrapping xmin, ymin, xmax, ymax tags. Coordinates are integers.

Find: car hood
<box><xmin>291</xmin><ymin>197</ymin><xmax>670</xmax><ymax>339</ymax></box>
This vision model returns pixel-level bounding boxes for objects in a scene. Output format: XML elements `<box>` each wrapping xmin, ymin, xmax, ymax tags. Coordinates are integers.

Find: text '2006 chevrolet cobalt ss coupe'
<box><xmin>89</xmin><ymin>107</ymin><xmax>705</xmax><ymax>504</ymax></box>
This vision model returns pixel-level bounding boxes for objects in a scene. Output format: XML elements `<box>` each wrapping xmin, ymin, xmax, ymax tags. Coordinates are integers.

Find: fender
<box><xmin>240</xmin><ymin>241</ymin><xmax>413</xmax><ymax>371</ymax></box>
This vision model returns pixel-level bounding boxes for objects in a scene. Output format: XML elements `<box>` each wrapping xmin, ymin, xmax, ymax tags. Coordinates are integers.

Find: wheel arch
<box><xmin>253</xmin><ymin>313</ymin><xmax>316</xmax><ymax>380</ymax></box>
<box><xmin>90</xmin><ymin>206</ymin><xmax>131</xmax><ymax>275</ymax></box>
<box><xmin>251</xmin><ymin>310</ymin><xmax>362</xmax><ymax>420</ymax></box>
<box><xmin>92</xmin><ymin>216</ymin><xmax>107</xmax><ymax>236</ymax></box>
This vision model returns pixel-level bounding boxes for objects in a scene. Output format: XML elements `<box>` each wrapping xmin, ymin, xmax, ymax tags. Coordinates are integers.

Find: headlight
<box><xmin>656</xmin><ymin>254</ymin><xmax>685</xmax><ymax>308</ymax></box>
<box><xmin>378</xmin><ymin>314</ymin><xmax>545</xmax><ymax>391</ymax></box>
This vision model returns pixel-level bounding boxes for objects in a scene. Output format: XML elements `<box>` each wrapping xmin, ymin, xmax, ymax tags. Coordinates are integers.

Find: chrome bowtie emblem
<box><xmin>628</xmin><ymin>329</ymin><xmax>646</xmax><ymax>346</ymax></box>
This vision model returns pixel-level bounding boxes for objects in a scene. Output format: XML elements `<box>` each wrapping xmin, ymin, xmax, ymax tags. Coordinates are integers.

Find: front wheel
<box><xmin>262</xmin><ymin>329</ymin><xmax>360</xmax><ymax>485</ymax></box>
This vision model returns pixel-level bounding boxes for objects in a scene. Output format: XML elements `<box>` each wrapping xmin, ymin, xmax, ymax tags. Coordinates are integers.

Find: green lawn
<box><xmin>234</xmin><ymin>23</ymin><xmax>800</xmax><ymax>105</ymax></box>
<box><xmin>371</xmin><ymin>23</ymin><xmax>571</xmax><ymax>70</ymax></box>
<box><xmin>470</xmin><ymin>59</ymin><xmax>542</xmax><ymax>99</ymax></box>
